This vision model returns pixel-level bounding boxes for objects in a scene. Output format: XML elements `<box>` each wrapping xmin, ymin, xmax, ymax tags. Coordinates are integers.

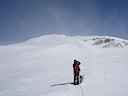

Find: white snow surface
<box><xmin>0</xmin><ymin>34</ymin><xmax>128</xmax><ymax>96</ymax></box>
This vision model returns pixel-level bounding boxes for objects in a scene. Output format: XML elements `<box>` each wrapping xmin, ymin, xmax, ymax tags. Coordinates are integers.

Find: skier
<box><xmin>73</xmin><ymin>59</ymin><xmax>81</xmax><ymax>85</ymax></box>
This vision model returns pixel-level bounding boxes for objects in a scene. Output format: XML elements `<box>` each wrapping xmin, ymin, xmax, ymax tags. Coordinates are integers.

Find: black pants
<box><xmin>74</xmin><ymin>72</ymin><xmax>79</xmax><ymax>84</ymax></box>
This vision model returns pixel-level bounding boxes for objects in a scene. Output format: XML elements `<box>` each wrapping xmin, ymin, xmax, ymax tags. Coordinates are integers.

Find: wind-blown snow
<box><xmin>0</xmin><ymin>34</ymin><xmax>128</xmax><ymax>96</ymax></box>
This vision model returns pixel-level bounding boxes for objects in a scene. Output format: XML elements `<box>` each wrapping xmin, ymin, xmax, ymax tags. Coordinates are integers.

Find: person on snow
<box><xmin>73</xmin><ymin>59</ymin><xmax>81</xmax><ymax>85</ymax></box>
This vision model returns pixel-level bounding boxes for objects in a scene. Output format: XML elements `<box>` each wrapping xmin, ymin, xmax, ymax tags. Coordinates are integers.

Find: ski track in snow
<box><xmin>0</xmin><ymin>41</ymin><xmax>92</xmax><ymax>96</ymax></box>
<box><xmin>0</xmin><ymin>35</ymin><xmax>128</xmax><ymax>96</ymax></box>
<box><xmin>47</xmin><ymin>42</ymin><xmax>92</xmax><ymax>96</ymax></box>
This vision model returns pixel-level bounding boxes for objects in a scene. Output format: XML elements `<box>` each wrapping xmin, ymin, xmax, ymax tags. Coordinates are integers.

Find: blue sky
<box><xmin>0</xmin><ymin>0</ymin><xmax>128</xmax><ymax>44</ymax></box>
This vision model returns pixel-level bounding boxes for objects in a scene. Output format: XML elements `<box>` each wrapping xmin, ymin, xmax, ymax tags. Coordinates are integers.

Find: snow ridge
<box><xmin>17</xmin><ymin>34</ymin><xmax>128</xmax><ymax>48</ymax></box>
<box><xmin>84</xmin><ymin>36</ymin><xmax>128</xmax><ymax>48</ymax></box>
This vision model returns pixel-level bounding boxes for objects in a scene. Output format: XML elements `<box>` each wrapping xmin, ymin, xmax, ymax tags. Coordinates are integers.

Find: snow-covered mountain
<box><xmin>84</xmin><ymin>36</ymin><xmax>128</xmax><ymax>48</ymax></box>
<box><xmin>0</xmin><ymin>34</ymin><xmax>128</xmax><ymax>96</ymax></box>
<box><xmin>13</xmin><ymin>34</ymin><xmax>86</xmax><ymax>47</ymax></box>
<box><xmin>13</xmin><ymin>34</ymin><xmax>128</xmax><ymax>48</ymax></box>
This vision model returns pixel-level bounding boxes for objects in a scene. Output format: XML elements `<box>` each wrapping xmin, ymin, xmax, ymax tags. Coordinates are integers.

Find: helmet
<box><xmin>74</xmin><ymin>59</ymin><xmax>76</xmax><ymax>62</ymax></box>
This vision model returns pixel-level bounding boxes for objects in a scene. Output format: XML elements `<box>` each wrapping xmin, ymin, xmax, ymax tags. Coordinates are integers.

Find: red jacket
<box><xmin>73</xmin><ymin>64</ymin><xmax>80</xmax><ymax>72</ymax></box>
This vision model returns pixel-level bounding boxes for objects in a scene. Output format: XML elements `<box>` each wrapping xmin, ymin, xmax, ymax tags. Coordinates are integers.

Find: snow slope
<box><xmin>0</xmin><ymin>34</ymin><xmax>128</xmax><ymax>96</ymax></box>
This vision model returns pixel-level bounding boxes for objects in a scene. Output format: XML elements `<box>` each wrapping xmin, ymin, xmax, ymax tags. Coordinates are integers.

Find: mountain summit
<box><xmin>15</xmin><ymin>34</ymin><xmax>128</xmax><ymax>48</ymax></box>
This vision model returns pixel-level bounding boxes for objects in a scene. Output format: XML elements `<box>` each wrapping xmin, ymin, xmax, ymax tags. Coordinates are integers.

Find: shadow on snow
<box><xmin>50</xmin><ymin>82</ymin><xmax>73</xmax><ymax>87</ymax></box>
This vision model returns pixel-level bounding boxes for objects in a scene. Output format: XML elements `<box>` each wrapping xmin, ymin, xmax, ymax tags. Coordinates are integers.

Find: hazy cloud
<box><xmin>0</xmin><ymin>0</ymin><xmax>128</xmax><ymax>44</ymax></box>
